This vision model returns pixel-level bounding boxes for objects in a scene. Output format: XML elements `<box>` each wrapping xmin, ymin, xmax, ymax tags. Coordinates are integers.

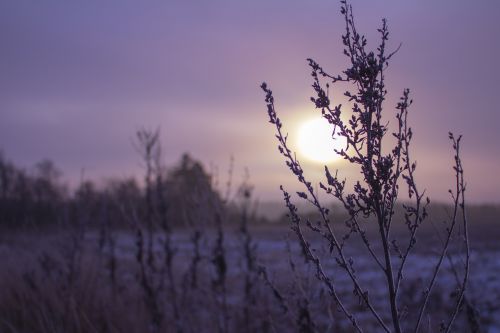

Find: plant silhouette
<box><xmin>261</xmin><ymin>1</ymin><xmax>469</xmax><ymax>332</ymax></box>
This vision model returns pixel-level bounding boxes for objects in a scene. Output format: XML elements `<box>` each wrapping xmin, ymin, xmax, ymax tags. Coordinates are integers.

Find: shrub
<box><xmin>261</xmin><ymin>1</ymin><xmax>469</xmax><ymax>332</ymax></box>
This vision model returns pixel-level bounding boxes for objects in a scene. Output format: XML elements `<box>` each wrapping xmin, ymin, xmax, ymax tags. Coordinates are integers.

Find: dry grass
<box><xmin>0</xmin><ymin>219</ymin><xmax>497</xmax><ymax>332</ymax></box>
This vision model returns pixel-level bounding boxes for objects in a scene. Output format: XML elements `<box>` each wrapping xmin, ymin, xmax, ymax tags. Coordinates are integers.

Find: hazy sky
<box><xmin>1</xmin><ymin>0</ymin><xmax>499</xmax><ymax>203</ymax></box>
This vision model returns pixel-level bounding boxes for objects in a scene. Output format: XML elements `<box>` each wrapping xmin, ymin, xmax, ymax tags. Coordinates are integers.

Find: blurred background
<box><xmin>1</xmin><ymin>0</ymin><xmax>499</xmax><ymax>208</ymax></box>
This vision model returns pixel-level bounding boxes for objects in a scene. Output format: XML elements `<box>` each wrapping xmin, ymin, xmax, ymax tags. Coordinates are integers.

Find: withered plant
<box><xmin>236</xmin><ymin>169</ymin><xmax>259</xmax><ymax>332</ymax></box>
<box><xmin>133</xmin><ymin>128</ymin><xmax>181</xmax><ymax>332</ymax></box>
<box><xmin>261</xmin><ymin>1</ymin><xmax>469</xmax><ymax>332</ymax></box>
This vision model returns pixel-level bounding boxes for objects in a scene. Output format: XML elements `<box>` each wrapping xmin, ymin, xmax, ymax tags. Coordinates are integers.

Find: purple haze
<box><xmin>0</xmin><ymin>0</ymin><xmax>499</xmax><ymax>203</ymax></box>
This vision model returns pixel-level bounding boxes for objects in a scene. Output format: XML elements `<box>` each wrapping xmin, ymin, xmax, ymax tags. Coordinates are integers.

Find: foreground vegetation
<box><xmin>0</xmin><ymin>218</ymin><xmax>499</xmax><ymax>332</ymax></box>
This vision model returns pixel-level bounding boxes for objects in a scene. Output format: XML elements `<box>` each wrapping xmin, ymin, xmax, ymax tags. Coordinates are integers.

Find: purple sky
<box><xmin>1</xmin><ymin>0</ymin><xmax>499</xmax><ymax>203</ymax></box>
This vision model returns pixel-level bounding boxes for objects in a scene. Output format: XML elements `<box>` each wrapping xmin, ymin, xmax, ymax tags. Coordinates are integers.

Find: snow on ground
<box><xmin>83</xmin><ymin>225</ymin><xmax>500</xmax><ymax>331</ymax></box>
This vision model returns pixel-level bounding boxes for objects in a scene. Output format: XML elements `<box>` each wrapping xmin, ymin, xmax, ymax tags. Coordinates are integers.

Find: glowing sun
<box><xmin>297</xmin><ymin>118</ymin><xmax>346</xmax><ymax>163</ymax></box>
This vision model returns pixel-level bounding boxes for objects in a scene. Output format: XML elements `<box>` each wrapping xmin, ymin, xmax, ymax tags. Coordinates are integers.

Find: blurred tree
<box><xmin>164</xmin><ymin>153</ymin><xmax>222</xmax><ymax>227</ymax></box>
<box><xmin>0</xmin><ymin>155</ymin><xmax>67</xmax><ymax>227</ymax></box>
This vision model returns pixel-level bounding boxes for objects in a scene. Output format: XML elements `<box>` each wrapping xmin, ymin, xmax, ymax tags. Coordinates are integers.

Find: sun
<box><xmin>297</xmin><ymin>118</ymin><xmax>346</xmax><ymax>163</ymax></box>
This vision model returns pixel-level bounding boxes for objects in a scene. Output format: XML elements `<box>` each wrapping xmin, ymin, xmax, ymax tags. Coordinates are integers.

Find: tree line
<box><xmin>0</xmin><ymin>151</ymin><xmax>223</xmax><ymax>229</ymax></box>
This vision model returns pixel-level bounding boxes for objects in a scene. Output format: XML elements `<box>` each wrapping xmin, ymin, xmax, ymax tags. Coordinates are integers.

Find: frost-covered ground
<box><xmin>83</xmin><ymin>224</ymin><xmax>499</xmax><ymax>332</ymax></box>
<box><xmin>0</xmin><ymin>222</ymin><xmax>497</xmax><ymax>332</ymax></box>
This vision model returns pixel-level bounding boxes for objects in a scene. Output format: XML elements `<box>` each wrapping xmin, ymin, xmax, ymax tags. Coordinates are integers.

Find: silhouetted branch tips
<box><xmin>262</xmin><ymin>1</ymin><xmax>469</xmax><ymax>332</ymax></box>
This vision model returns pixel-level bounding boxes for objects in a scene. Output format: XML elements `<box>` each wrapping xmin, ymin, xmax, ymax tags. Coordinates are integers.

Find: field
<box><xmin>0</xmin><ymin>207</ymin><xmax>498</xmax><ymax>333</ymax></box>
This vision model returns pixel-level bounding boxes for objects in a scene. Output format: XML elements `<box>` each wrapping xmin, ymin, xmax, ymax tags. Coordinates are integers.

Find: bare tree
<box><xmin>261</xmin><ymin>1</ymin><xmax>469</xmax><ymax>332</ymax></box>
